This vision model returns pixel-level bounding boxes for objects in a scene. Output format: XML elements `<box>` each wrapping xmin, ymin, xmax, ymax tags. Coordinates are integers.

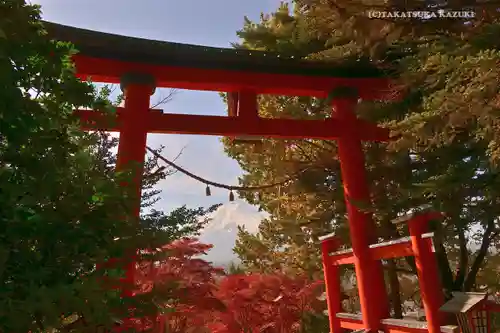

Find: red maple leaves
<box><xmin>133</xmin><ymin>238</ymin><xmax>326</xmax><ymax>333</ymax></box>
<box><xmin>134</xmin><ymin>238</ymin><xmax>225</xmax><ymax>333</ymax></box>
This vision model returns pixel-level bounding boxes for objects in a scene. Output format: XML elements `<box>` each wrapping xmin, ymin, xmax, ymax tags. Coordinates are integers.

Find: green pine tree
<box><xmin>0</xmin><ymin>2</ymin><xmax>218</xmax><ymax>332</ymax></box>
<box><xmin>226</xmin><ymin>1</ymin><xmax>500</xmax><ymax>321</ymax></box>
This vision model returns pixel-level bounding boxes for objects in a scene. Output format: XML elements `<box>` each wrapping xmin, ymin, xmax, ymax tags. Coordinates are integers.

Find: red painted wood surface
<box><xmin>338</xmin><ymin>316</ymin><xmax>431</xmax><ymax>333</ymax></box>
<box><xmin>370</xmin><ymin>241</ymin><xmax>414</xmax><ymax>261</ymax></box>
<box><xmin>74</xmin><ymin>109</ymin><xmax>392</xmax><ymax>141</ymax></box>
<box><xmin>333</xmin><ymin>97</ymin><xmax>389</xmax><ymax>331</ymax></box>
<box><xmin>330</xmin><ymin>252</ymin><xmax>356</xmax><ymax>266</ymax></box>
<box><xmin>384</xmin><ymin>325</ymin><xmax>427</xmax><ymax>333</ymax></box>
<box><xmin>73</xmin><ymin>55</ymin><xmax>398</xmax><ymax>100</ymax></box>
<box><xmin>327</xmin><ymin>238</ymin><xmax>435</xmax><ymax>266</ymax></box>
<box><xmin>339</xmin><ymin>318</ymin><xmax>365</xmax><ymax>331</ymax></box>
<box><xmin>408</xmin><ymin>214</ymin><xmax>445</xmax><ymax>333</ymax></box>
<box><xmin>321</xmin><ymin>237</ymin><xmax>343</xmax><ymax>333</ymax></box>
<box><xmin>113</xmin><ymin>84</ymin><xmax>151</xmax><ymax>323</ymax></box>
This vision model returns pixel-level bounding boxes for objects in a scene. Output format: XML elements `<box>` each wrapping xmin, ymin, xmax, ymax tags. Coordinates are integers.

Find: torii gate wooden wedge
<box><xmin>44</xmin><ymin>21</ymin><xmax>403</xmax><ymax>333</ymax></box>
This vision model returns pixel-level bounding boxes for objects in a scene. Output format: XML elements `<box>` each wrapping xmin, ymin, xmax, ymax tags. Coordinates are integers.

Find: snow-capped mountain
<box><xmin>198</xmin><ymin>201</ymin><xmax>267</xmax><ymax>266</ymax></box>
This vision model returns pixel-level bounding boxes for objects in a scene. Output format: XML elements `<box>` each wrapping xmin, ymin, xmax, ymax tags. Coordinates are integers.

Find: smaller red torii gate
<box><xmin>44</xmin><ymin>21</ymin><xmax>415</xmax><ymax>332</ymax></box>
<box><xmin>320</xmin><ymin>206</ymin><xmax>452</xmax><ymax>333</ymax></box>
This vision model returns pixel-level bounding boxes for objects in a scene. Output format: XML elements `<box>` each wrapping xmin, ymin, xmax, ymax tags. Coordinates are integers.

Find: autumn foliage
<box><xmin>132</xmin><ymin>239</ymin><xmax>326</xmax><ymax>333</ymax></box>
<box><xmin>209</xmin><ymin>273</ymin><xmax>325</xmax><ymax>333</ymax></box>
<box><xmin>131</xmin><ymin>238</ymin><xmax>224</xmax><ymax>332</ymax></box>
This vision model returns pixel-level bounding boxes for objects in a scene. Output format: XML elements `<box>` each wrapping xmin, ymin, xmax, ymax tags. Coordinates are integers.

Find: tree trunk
<box><xmin>463</xmin><ymin>219</ymin><xmax>496</xmax><ymax>291</ymax></box>
<box><xmin>432</xmin><ymin>223</ymin><xmax>455</xmax><ymax>297</ymax></box>
<box><xmin>381</xmin><ymin>220</ymin><xmax>404</xmax><ymax>318</ymax></box>
<box><xmin>386</xmin><ymin>259</ymin><xmax>404</xmax><ymax>318</ymax></box>
<box><xmin>452</xmin><ymin>224</ymin><xmax>468</xmax><ymax>290</ymax></box>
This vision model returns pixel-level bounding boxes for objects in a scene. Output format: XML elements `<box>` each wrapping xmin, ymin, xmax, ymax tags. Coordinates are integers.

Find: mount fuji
<box><xmin>198</xmin><ymin>201</ymin><xmax>267</xmax><ymax>267</ymax></box>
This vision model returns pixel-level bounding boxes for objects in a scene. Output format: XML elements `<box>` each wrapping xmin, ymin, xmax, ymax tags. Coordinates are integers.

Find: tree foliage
<box><xmin>225</xmin><ymin>0</ymin><xmax>500</xmax><ymax>319</ymax></box>
<box><xmin>134</xmin><ymin>238</ymin><xmax>226</xmax><ymax>333</ymax></box>
<box><xmin>93</xmin><ymin>84</ymin><xmax>222</xmax><ymax>239</ymax></box>
<box><xmin>0</xmin><ymin>2</ymin><xmax>220</xmax><ymax>332</ymax></box>
<box><xmin>131</xmin><ymin>239</ymin><xmax>326</xmax><ymax>333</ymax></box>
<box><xmin>210</xmin><ymin>273</ymin><xmax>326</xmax><ymax>333</ymax></box>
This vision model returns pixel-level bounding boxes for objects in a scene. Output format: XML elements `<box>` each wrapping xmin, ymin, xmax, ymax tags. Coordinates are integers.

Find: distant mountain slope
<box><xmin>199</xmin><ymin>201</ymin><xmax>267</xmax><ymax>266</ymax></box>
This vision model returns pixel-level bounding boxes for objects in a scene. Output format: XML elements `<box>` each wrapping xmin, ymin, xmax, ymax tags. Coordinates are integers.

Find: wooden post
<box><xmin>408</xmin><ymin>213</ymin><xmax>445</xmax><ymax>333</ymax></box>
<box><xmin>332</xmin><ymin>91</ymin><xmax>389</xmax><ymax>332</ymax></box>
<box><xmin>320</xmin><ymin>234</ymin><xmax>343</xmax><ymax>333</ymax></box>
<box><xmin>116</xmin><ymin>73</ymin><xmax>155</xmax><ymax>303</ymax></box>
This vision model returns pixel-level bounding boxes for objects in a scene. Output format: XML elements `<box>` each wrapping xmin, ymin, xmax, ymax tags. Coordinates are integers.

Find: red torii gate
<box><xmin>44</xmin><ymin>21</ymin><xmax>429</xmax><ymax>333</ymax></box>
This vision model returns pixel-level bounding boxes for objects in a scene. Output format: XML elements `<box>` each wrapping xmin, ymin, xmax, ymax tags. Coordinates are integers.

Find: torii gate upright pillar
<box><xmin>332</xmin><ymin>88</ymin><xmax>389</xmax><ymax>332</ymax></box>
<box><xmin>116</xmin><ymin>73</ymin><xmax>156</xmax><ymax>298</ymax></box>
